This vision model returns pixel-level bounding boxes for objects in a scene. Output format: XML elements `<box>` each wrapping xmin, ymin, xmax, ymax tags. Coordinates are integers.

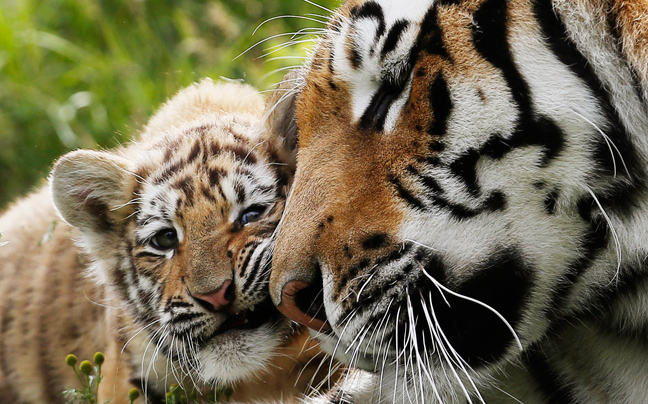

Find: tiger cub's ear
<box><xmin>262</xmin><ymin>70</ymin><xmax>303</xmax><ymax>170</ymax></box>
<box><xmin>50</xmin><ymin>150</ymin><xmax>135</xmax><ymax>235</ymax></box>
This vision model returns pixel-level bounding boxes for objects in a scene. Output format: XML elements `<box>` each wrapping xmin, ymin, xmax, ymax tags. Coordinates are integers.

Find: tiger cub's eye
<box><xmin>151</xmin><ymin>229</ymin><xmax>178</xmax><ymax>250</ymax></box>
<box><xmin>240</xmin><ymin>205</ymin><xmax>267</xmax><ymax>225</ymax></box>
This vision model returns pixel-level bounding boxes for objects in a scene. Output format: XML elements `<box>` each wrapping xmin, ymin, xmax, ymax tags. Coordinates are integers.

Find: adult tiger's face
<box><xmin>52</xmin><ymin>81</ymin><xmax>298</xmax><ymax>386</ymax></box>
<box><xmin>271</xmin><ymin>0</ymin><xmax>648</xmax><ymax>398</ymax></box>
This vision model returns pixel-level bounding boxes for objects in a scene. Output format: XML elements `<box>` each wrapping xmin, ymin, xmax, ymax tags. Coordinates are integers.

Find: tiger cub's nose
<box><xmin>192</xmin><ymin>280</ymin><xmax>235</xmax><ymax>312</ymax></box>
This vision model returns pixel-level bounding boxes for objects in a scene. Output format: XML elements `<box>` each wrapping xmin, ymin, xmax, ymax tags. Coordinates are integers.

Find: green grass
<box><xmin>0</xmin><ymin>0</ymin><xmax>339</xmax><ymax>208</ymax></box>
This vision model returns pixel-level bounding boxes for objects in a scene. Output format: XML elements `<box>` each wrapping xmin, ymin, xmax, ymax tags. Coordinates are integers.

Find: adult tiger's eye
<box><xmin>151</xmin><ymin>228</ymin><xmax>178</xmax><ymax>250</ymax></box>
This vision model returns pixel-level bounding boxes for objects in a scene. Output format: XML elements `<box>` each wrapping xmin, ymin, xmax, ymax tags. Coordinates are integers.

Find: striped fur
<box><xmin>269</xmin><ymin>1</ymin><xmax>648</xmax><ymax>403</ymax></box>
<box><xmin>0</xmin><ymin>80</ymin><xmax>332</xmax><ymax>404</ymax></box>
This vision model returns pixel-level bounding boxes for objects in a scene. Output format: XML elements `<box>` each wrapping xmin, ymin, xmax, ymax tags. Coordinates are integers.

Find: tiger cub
<box><xmin>0</xmin><ymin>79</ymin><xmax>332</xmax><ymax>404</ymax></box>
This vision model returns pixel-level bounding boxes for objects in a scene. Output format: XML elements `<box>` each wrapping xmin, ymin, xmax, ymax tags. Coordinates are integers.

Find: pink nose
<box><xmin>193</xmin><ymin>280</ymin><xmax>234</xmax><ymax>312</ymax></box>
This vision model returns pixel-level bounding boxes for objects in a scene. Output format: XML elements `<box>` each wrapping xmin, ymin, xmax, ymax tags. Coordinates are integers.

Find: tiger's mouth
<box><xmin>215</xmin><ymin>296</ymin><xmax>282</xmax><ymax>335</ymax></box>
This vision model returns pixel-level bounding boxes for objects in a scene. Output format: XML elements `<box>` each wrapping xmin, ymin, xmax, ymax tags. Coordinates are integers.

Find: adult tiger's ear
<box><xmin>50</xmin><ymin>150</ymin><xmax>135</xmax><ymax>236</ymax></box>
<box><xmin>262</xmin><ymin>70</ymin><xmax>303</xmax><ymax>170</ymax></box>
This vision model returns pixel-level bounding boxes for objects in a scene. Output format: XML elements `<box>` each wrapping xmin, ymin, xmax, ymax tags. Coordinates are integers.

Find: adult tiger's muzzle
<box><xmin>276</xmin><ymin>278</ymin><xmax>330</xmax><ymax>332</ymax></box>
<box><xmin>268</xmin><ymin>183</ymin><xmax>331</xmax><ymax>331</ymax></box>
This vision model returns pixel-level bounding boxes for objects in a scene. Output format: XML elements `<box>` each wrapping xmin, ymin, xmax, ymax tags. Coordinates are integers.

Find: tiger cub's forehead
<box><xmin>131</xmin><ymin>118</ymin><xmax>277</xmax><ymax>235</ymax></box>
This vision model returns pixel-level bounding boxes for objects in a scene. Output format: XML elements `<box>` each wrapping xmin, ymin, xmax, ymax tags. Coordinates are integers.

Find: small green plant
<box><xmin>128</xmin><ymin>388</ymin><xmax>140</xmax><ymax>404</ymax></box>
<box><xmin>0</xmin><ymin>232</ymin><xmax>8</xmax><ymax>247</ymax></box>
<box><xmin>63</xmin><ymin>352</ymin><xmax>234</xmax><ymax>404</ymax></box>
<box><xmin>63</xmin><ymin>352</ymin><xmax>107</xmax><ymax>404</ymax></box>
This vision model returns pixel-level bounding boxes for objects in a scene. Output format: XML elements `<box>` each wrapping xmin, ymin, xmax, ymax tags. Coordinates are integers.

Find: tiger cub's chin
<box><xmin>0</xmin><ymin>79</ymin><xmax>334</xmax><ymax>404</ymax></box>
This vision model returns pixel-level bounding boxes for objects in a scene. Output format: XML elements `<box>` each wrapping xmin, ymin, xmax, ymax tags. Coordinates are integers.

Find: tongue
<box><xmin>219</xmin><ymin>311</ymin><xmax>247</xmax><ymax>332</ymax></box>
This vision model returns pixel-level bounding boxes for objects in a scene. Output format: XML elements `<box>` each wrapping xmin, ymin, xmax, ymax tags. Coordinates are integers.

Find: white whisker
<box><xmin>585</xmin><ymin>186</ymin><xmax>622</xmax><ymax>282</ymax></box>
<box><xmin>419</xmin><ymin>264</ymin><xmax>523</xmax><ymax>352</ymax></box>
<box><xmin>252</xmin><ymin>15</ymin><xmax>328</xmax><ymax>36</ymax></box>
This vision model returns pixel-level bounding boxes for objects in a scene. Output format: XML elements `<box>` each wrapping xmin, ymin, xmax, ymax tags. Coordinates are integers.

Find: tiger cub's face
<box><xmin>51</xmin><ymin>81</ymin><xmax>298</xmax><ymax>386</ymax></box>
<box><xmin>270</xmin><ymin>0</ymin><xmax>648</xmax><ymax>398</ymax></box>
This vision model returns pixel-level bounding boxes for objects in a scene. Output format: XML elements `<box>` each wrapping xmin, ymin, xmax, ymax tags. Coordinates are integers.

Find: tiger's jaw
<box><xmin>193</xmin><ymin>307</ymin><xmax>292</xmax><ymax>385</ymax></box>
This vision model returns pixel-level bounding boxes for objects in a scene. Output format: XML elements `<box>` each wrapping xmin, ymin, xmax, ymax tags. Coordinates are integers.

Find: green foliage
<box><xmin>64</xmin><ymin>352</ymin><xmax>106</xmax><ymax>404</ymax></box>
<box><xmin>64</xmin><ymin>352</ymin><xmax>237</xmax><ymax>403</ymax></box>
<box><xmin>0</xmin><ymin>0</ymin><xmax>339</xmax><ymax>208</ymax></box>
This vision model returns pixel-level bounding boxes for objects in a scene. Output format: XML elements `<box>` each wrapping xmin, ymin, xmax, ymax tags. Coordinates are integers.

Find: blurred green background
<box><xmin>0</xmin><ymin>0</ymin><xmax>338</xmax><ymax>208</ymax></box>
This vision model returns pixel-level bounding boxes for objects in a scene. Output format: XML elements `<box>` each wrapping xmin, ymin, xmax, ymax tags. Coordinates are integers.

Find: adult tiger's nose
<box><xmin>270</xmin><ymin>228</ymin><xmax>330</xmax><ymax>331</ymax></box>
<box><xmin>269</xmin><ymin>195</ymin><xmax>332</xmax><ymax>331</ymax></box>
<box><xmin>276</xmin><ymin>272</ymin><xmax>330</xmax><ymax>332</ymax></box>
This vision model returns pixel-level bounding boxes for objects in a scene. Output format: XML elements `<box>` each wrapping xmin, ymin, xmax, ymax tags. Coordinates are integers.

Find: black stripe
<box><xmin>224</xmin><ymin>144</ymin><xmax>257</xmax><ymax>164</ymax></box>
<box><xmin>234</xmin><ymin>181</ymin><xmax>246</xmax><ymax>204</ymax></box>
<box><xmin>164</xmin><ymin>301</ymin><xmax>194</xmax><ymax>311</ymax></box>
<box><xmin>407</xmin><ymin>247</ymin><xmax>533</xmax><ymax>367</ymax></box>
<box><xmin>339</xmin><ymin>243</ymin><xmax>414</xmax><ymax>313</ymax></box>
<box><xmin>239</xmin><ymin>241</ymin><xmax>261</xmax><ymax>278</ymax></box>
<box><xmin>429</xmin><ymin>195</ymin><xmax>478</xmax><ymax>219</ymax></box>
<box><xmin>408</xmin><ymin>164</ymin><xmax>445</xmax><ymax>196</ymax></box>
<box><xmin>448</xmin><ymin>149</ymin><xmax>481</xmax><ymax>197</ymax></box>
<box><xmin>360</xmin><ymin>81</ymin><xmax>405</xmax><ymax>131</ymax></box>
<box><xmin>200</xmin><ymin>184</ymin><xmax>218</xmax><ymax>203</ymax></box>
<box><xmin>381</xmin><ymin>20</ymin><xmax>409</xmax><ymax>57</ymax></box>
<box><xmin>361</xmin><ymin>233</ymin><xmax>388</xmax><ymax>250</ymax></box>
<box><xmin>209</xmin><ymin>166</ymin><xmax>225</xmax><ymax>185</ymax></box>
<box><xmin>242</xmin><ymin>240</ymin><xmax>259</xmax><ymax>249</ymax></box>
<box><xmin>348</xmin><ymin>1</ymin><xmax>385</xmax><ymax>69</ymax></box>
<box><xmin>586</xmin><ymin>258</ymin><xmax>648</xmax><ymax>338</ymax></box>
<box><xmin>480</xmin><ymin>115</ymin><xmax>565</xmax><ymax>166</ymax></box>
<box><xmin>208</xmin><ymin>167</ymin><xmax>227</xmax><ymax>200</ymax></box>
<box><xmin>474</xmin><ymin>0</ymin><xmax>565</xmax><ymax>166</ymax></box>
<box><xmin>328</xmin><ymin>42</ymin><xmax>336</xmax><ymax>75</ymax></box>
<box><xmin>474</xmin><ymin>0</ymin><xmax>529</xmax><ymax>112</ymax></box>
<box><xmin>417</xmin><ymin>6</ymin><xmax>448</xmax><ymax>58</ymax></box>
<box><xmin>135</xmin><ymin>214</ymin><xmax>155</xmax><ymax>227</ymax></box>
<box><xmin>135</xmin><ymin>251</ymin><xmax>164</xmax><ymax>259</ymax></box>
<box><xmin>351</xmin><ymin>1</ymin><xmax>386</xmax><ymax>38</ymax></box>
<box><xmin>359</xmin><ymin>6</ymin><xmax>442</xmax><ymax>132</ymax></box>
<box><xmin>428</xmin><ymin>73</ymin><xmax>452</xmax><ymax>137</ymax></box>
<box><xmin>152</xmin><ymin>159</ymin><xmax>184</xmax><ymax>185</ymax></box>
<box><xmin>241</xmin><ymin>243</ymin><xmax>270</xmax><ymax>293</ymax></box>
<box><xmin>186</xmin><ymin>139</ymin><xmax>202</xmax><ymax>165</ymax></box>
<box><xmin>544</xmin><ymin>195</ymin><xmax>608</xmax><ymax>323</ymax></box>
<box><xmin>428</xmin><ymin>190</ymin><xmax>506</xmax><ymax>220</ymax></box>
<box><xmin>169</xmin><ymin>312</ymin><xmax>204</xmax><ymax>324</ymax></box>
<box><xmin>420</xmin><ymin>173</ymin><xmax>444</xmax><ymax>196</ymax></box>
<box><xmin>534</xmin><ymin>0</ymin><xmax>645</xmax><ymax>216</ymax></box>
<box><xmin>334</xmin><ymin>258</ymin><xmax>371</xmax><ymax>300</ymax></box>
<box><xmin>388</xmin><ymin>175</ymin><xmax>425</xmax><ymax>210</ymax></box>
<box><xmin>524</xmin><ymin>347</ymin><xmax>578</xmax><ymax>403</ymax></box>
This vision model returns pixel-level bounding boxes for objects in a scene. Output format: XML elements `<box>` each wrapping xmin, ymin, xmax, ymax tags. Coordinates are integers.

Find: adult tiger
<box><xmin>0</xmin><ymin>79</ymin><xmax>334</xmax><ymax>403</ymax></box>
<box><xmin>269</xmin><ymin>0</ymin><xmax>648</xmax><ymax>403</ymax></box>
